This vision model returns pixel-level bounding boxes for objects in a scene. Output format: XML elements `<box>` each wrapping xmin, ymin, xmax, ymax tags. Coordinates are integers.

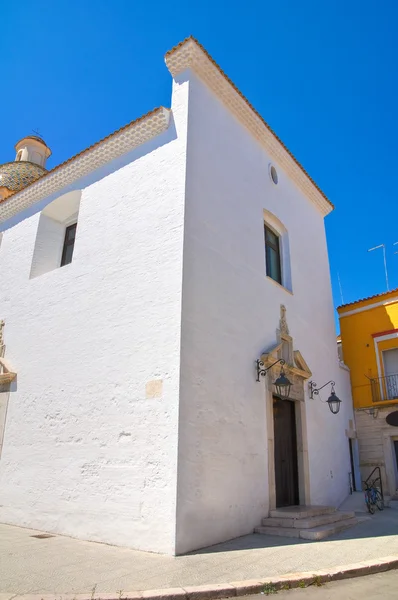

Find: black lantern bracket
<box><xmin>309</xmin><ymin>380</ymin><xmax>335</xmax><ymax>399</ymax></box>
<box><xmin>256</xmin><ymin>358</ymin><xmax>285</xmax><ymax>382</ymax></box>
<box><xmin>256</xmin><ymin>357</ymin><xmax>293</xmax><ymax>399</ymax></box>
<box><xmin>308</xmin><ymin>380</ymin><xmax>342</xmax><ymax>415</ymax></box>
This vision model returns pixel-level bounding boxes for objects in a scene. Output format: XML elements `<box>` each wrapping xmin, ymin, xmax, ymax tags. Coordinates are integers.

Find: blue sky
<box><xmin>2</xmin><ymin>1</ymin><xmax>398</xmax><ymax>319</ymax></box>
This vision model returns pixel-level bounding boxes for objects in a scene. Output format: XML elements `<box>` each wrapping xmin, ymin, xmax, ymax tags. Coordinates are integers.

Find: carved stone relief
<box><xmin>0</xmin><ymin>320</ymin><xmax>4</xmax><ymax>357</ymax></box>
<box><xmin>0</xmin><ymin>321</ymin><xmax>16</xmax><ymax>385</ymax></box>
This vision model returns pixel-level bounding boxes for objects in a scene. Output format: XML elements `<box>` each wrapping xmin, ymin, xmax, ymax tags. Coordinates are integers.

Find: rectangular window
<box><xmin>61</xmin><ymin>223</ymin><xmax>77</xmax><ymax>267</ymax></box>
<box><xmin>382</xmin><ymin>348</ymin><xmax>398</xmax><ymax>400</ymax></box>
<box><xmin>264</xmin><ymin>224</ymin><xmax>282</xmax><ymax>284</ymax></box>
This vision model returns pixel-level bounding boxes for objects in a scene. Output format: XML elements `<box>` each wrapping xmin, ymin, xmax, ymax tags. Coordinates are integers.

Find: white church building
<box><xmin>0</xmin><ymin>38</ymin><xmax>358</xmax><ymax>555</ymax></box>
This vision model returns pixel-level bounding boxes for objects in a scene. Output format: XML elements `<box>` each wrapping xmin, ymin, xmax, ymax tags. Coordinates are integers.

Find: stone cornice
<box><xmin>166</xmin><ymin>37</ymin><xmax>333</xmax><ymax>217</ymax></box>
<box><xmin>0</xmin><ymin>107</ymin><xmax>171</xmax><ymax>225</ymax></box>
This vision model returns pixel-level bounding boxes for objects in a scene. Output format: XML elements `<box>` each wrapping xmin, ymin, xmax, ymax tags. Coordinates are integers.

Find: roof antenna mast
<box><xmin>337</xmin><ymin>272</ymin><xmax>344</xmax><ymax>305</ymax></box>
<box><xmin>368</xmin><ymin>244</ymin><xmax>389</xmax><ymax>292</ymax></box>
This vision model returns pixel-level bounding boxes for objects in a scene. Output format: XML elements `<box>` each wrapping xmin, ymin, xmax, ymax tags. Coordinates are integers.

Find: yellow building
<box><xmin>338</xmin><ymin>289</ymin><xmax>398</xmax><ymax>498</ymax></box>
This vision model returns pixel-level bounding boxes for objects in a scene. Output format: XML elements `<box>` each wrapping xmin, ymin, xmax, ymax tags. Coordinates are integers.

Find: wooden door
<box><xmin>349</xmin><ymin>439</ymin><xmax>357</xmax><ymax>491</ymax></box>
<box><xmin>394</xmin><ymin>440</ymin><xmax>398</xmax><ymax>472</ymax></box>
<box><xmin>273</xmin><ymin>398</ymin><xmax>299</xmax><ymax>507</ymax></box>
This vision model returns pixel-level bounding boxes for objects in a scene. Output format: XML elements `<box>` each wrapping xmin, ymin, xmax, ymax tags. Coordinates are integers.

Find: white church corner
<box><xmin>0</xmin><ymin>38</ymin><xmax>356</xmax><ymax>555</ymax></box>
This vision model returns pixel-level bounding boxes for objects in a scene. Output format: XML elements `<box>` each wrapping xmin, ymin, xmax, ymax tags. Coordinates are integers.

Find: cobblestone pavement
<box><xmin>1</xmin><ymin>510</ymin><xmax>398</xmax><ymax>595</ymax></box>
<box><xmin>240</xmin><ymin>570</ymin><xmax>398</xmax><ymax>599</ymax></box>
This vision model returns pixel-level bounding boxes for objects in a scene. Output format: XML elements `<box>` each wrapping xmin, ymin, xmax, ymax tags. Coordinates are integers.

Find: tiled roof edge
<box><xmin>0</xmin><ymin>107</ymin><xmax>171</xmax><ymax>224</ymax></box>
<box><xmin>337</xmin><ymin>287</ymin><xmax>398</xmax><ymax>311</ymax></box>
<box><xmin>166</xmin><ymin>36</ymin><xmax>333</xmax><ymax>215</ymax></box>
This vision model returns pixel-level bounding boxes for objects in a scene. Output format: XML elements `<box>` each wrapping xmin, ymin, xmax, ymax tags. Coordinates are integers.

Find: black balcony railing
<box><xmin>370</xmin><ymin>373</ymin><xmax>398</xmax><ymax>402</ymax></box>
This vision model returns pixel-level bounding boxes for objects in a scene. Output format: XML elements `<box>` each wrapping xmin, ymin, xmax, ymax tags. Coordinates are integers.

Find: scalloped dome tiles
<box><xmin>0</xmin><ymin>161</ymin><xmax>47</xmax><ymax>195</ymax></box>
<box><xmin>0</xmin><ymin>134</ymin><xmax>51</xmax><ymax>200</ymax></box>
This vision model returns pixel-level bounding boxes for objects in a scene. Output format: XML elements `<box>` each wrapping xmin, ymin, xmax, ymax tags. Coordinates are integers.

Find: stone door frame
<box><xmin>384</xmin><ymin>433</ymin><xmax>398</xmax><ymax>495</ymax></box>
<box><xmin>264</xmin><ymin>368</ymin><xmax>311</xmax><ymax>510</ymax></box>
<box><xmin>260</xmin><ymin>305</ymin><xmax>312</xmax><ymax>511</ymax></box>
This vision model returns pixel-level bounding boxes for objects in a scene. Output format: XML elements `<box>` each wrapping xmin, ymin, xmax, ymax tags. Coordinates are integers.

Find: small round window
<box><xmin>270</xmin><ymin>165</ymin><xmax>278</xmax><ymax>185</ymax></box>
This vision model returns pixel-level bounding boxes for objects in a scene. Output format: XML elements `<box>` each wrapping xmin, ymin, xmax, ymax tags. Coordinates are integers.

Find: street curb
<box><xmin>6</xmin><ymin>555</ymin><xmax>398</xmax><ymax>600</ymax></box>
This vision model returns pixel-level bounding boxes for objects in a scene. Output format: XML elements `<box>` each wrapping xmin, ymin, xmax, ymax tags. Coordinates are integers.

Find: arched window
<box><xmin>16</xmin><ymin>151</ymin><xmax>22</xmax><ymax>162</ymax></box>
<box><xmin>30</xmin><ymin>190</ymin><xmax>82</xmax><ymax>279</ymax></box>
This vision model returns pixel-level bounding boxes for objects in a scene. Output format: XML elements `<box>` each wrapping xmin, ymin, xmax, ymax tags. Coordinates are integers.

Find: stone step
<box><xmin>255</xmin><ymin>516</ymin><xmax>358</xmax><ymax>541</ymax></box>
<box><xmin>269</xmin><ymin>505</ymin><xmax>336</xmax><ymax>519</ymax></box>
<box><xmin>300</xmin><ymin>517</ymin><xmax>359</xmax><ymax>540</ymax></box>
<box><xmin>255</xmin><ymin>525</ymin><xmax>300</xmax><ymax>538</ymax></box>
<box><xmin>262</xmin><ymin>510</ymin><xmax>355</xmax><ymax>529</ymax></box>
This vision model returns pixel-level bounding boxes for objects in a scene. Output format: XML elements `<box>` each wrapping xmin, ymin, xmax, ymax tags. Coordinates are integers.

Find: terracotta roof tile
<box><xmin>337</xmin><ymin>287</ymin><xmax>398</xmax><ymax>311</ymax></box>
<box><xmin>0</xmin><ymin>107</ymin><xmax>166</xmax><ymax>205</ymax></box>
<box><xmin>166</xmin><ymin>36</ymin><xmax>333</xmax><ymax>210</ymax></box>
<box><xmin>1</xmin><ymin>37</ymin><xmax>333</xmax><ymax>212</ymax></box>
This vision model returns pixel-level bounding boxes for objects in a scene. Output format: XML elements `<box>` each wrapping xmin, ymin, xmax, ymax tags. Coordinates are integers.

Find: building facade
<box><xmin>0</xmin><ymin>38</ymin><xmax>355</xmax><ymax>555</ymax></box>
<box><xmin>338</xmin><ymin>289</ymin><xmax>398</xmax><ymax>498</ymax></box>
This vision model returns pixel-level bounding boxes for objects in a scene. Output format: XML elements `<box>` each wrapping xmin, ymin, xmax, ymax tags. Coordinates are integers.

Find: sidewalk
<box><xmin>1</xmin><ymin>510</ymin><xmax>398</xmax><ymax>596</ymax></box>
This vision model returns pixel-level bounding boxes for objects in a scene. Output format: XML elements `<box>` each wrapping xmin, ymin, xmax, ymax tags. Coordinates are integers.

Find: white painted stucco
<box><xmin>0</xmin><ymin>63</ymin><xmax>354</xmax><ymax>556</ymax></box>
<box><xmin>0</xmin><ymin>79</ymin><xmax>189</xmax><ymax>555</ymax></box>
<box><xmin>176</xmin><ymin>72</ymin><xmax>355</xmax><ymax>553</ymax></box>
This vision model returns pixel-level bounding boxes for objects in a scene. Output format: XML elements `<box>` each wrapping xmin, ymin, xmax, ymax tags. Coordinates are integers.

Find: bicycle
<box><xmin>363</xmin><ymin>479</ymin><xmax>384</xmax><ymax>514</ymax></box>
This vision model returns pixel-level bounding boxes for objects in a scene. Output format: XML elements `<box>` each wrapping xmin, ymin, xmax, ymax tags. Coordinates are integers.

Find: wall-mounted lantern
<box><xmin>363</xmin><ymin>407</ymin><xmax>378</xmax><ymax>419</ymax></box>
<box><xmin>256</xmin><ymin>358</ymin><xmax>292</xmax><ymax>399</ymax></box>
<box><xmin>308</xmin><ymin>380</ymin><xmax>342</xmax><ymax>415</ymax></box>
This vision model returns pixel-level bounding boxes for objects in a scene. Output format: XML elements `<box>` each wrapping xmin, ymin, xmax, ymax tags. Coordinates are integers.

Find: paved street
<box><xmin>1</xmin><ymin>510</ymin><xmax>398</xmax><ymax>596</ymax></box>
<box><xmin>242</xmin><ymin>570</ymin><xmax>398</xmax><ymax>598</ymax></box>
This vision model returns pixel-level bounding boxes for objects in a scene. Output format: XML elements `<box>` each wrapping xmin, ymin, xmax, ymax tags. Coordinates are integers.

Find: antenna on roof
<box><xmin>368</xmin><ymin>244</ymin><xmax>389</xmax><ymax>292</ymax></box>
<box><xmin>32</xmin><ymin>128</ymin><xmax>42</xmax><ymax>137</ymax></box>
<box><xmin>337</xmin><ymin>272</ymin><xmax>344</xmax><ymax>305</ymax></box>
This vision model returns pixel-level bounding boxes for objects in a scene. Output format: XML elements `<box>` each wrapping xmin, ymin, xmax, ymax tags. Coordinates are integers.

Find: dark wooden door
<box><xmin>394</xmin><ymin>441</ymin><xmax>398</xmax><ymax>471</ymax></box>
<box><xmin>349</xmin><ymin>439</ymin><xmax>357</xmax><ymax>491</ymax></box>
<box><xmin>273</xmin><ymin>398</ymin><xmax>299</xmax><ymax>507</ymax></box>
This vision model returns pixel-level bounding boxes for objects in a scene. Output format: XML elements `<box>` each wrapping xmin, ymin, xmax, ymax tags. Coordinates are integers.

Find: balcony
<box><xmin>370</xmin><ymin>374</ymin><xmax>398</xmax><ymax>403</ymax></box>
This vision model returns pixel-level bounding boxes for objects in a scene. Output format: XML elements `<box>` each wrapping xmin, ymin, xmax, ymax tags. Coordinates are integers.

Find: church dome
<box><xmin>15</xmin><ymin>135</ymin><xmax>50</xmax><ymax>151</ymax></box>
<box><xmin>0</xmin><ymin>161</ymin><xmax>47</xmax><ymax>195</ymax></box>
<box><xmin>0</xmin><ymin>134</ymin><xmax>51</xmax><ymax>200</ymax></box>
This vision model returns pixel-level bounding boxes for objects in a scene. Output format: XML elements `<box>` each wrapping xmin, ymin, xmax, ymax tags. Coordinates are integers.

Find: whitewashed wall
<box><xmin>0</xmin><ymin>79</ymin><xmax>189</xmax><ymax>554</ymax></box>
<box><xmin>307</xmin><ymin>361</ymin><xmax>356</xmax><ymax>507</ymax></box>
<box><xmin>176</xmin><ymin>72</ymin><xmax>354</xmax><ymax>554</ymax></box>
<box><xmin>0</xmin><ymin>68</ymin><xmax>354</xmax><ymax>556</ymax></box>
